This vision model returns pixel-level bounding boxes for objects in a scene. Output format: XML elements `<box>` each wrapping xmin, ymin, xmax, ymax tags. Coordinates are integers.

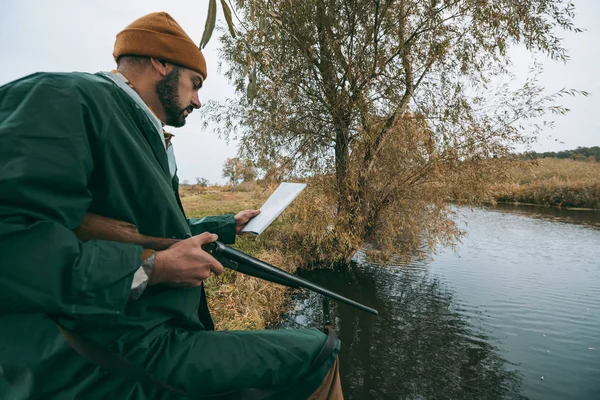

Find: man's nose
<box><xmin>191</xmin><ymin>92</ymin><xmax>201</xmax><ymax>109</ymax></box>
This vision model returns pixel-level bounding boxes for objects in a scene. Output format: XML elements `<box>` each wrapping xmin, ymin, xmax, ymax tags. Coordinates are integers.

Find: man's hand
<box><xmin>149</xmin><ymin>232</ymin><xmax>223</xmax><ymax>287</ymax></box>
<box><xmin>234</xmin><ymin>209</ymin><xmax>261</xmax><ymax>234</ymax></box>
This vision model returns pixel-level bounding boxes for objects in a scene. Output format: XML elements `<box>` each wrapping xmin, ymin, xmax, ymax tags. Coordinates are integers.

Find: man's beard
<box><xmin>155</xmin><ymin>67</ymin><xmax>189</xmax><ymax>127</ymax></box>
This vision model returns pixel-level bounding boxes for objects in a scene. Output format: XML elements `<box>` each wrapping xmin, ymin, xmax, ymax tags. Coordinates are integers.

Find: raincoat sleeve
<box><xmin>0</xmin><ymin>74</ymin><xmax>143</xmax><ymax>316</ymax></box>
<box><xmin>187</xmin><ymin>215</ymin><xmax>236</xmax><ymax>244</ymax></box>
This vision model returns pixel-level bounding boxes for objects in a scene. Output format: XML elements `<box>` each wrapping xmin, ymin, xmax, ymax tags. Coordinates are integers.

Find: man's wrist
<box><xmin>148</xmin><ymin>250</ymin><xmax>167</xmax><ymax>285</ymax></box>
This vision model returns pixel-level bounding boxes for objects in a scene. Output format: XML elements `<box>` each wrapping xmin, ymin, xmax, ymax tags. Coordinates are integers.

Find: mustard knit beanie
<box><xmin>113</xmin><ymin>12</ymin><xmax>207</xmax><ymax>79</ymax></box>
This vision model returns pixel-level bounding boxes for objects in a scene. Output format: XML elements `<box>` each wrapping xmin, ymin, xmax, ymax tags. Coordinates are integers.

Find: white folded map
<box><xmin>241</xmin><ymin>182</ymin><xmax>307</xmax><ymax>235</ymax></box>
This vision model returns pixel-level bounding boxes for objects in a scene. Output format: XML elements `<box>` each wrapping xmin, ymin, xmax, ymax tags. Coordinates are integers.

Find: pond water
<box><xmin>279</xmin><ymin>204</ymin><xmax>600</xmax><ymax>399</ymax></box>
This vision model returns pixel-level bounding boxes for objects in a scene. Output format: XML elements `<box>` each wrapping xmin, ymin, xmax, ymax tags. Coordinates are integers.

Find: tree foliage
<box><xmin>195</xmin><ymin>177</ymin><xmax>210</xmax><ymax>187</ymax></box>
<box><xmin>521</xmin><ymin>146</ymin><xmax>600</xmax><ymax>162</ymax></box>
<box><xmin>222</xmin><ymin>157</ymin><xmax>257</xmax><ymax>185</ymax></box>
<box><xmin>203</xmin><ymin>0</ymin><xmax>585</xmax><ymax>264</ymax></box>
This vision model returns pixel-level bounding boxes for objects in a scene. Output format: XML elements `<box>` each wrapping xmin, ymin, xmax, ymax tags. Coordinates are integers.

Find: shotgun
<box><xmin>75</xmin><ymin>213</ymin><xmax>379</xmax><ymax>316</ymax></box>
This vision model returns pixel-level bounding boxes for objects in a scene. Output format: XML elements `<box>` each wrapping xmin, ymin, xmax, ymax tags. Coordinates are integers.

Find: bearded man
<box><xmin>0</xmin><ymin>12</ymin><xmax>342</xmax><ymax>399</ymax></box>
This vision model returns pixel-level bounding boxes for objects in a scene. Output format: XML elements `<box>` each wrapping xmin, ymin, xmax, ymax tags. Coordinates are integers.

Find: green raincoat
<box><xmin>0</xmin><ymin>72</ymin><xmax>340</xmax><ymax>399</ymax></box>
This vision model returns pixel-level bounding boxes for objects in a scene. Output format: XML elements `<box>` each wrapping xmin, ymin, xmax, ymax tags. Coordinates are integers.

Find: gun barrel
<box><xmin>216</xmin><ymin>255</ymin><xmax>301</xmax><ymax>289</ymax></box>
<box><xmin>208</xmin><ymin>242</ymin><xmax>379</xmax><ymax>316</ymax></box>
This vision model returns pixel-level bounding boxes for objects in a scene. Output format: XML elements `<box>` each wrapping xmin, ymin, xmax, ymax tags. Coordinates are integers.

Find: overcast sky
<box><xmin>1</xmin><ymin>0</ymin><xmax>598</xmax><ymax>184</ymax></box>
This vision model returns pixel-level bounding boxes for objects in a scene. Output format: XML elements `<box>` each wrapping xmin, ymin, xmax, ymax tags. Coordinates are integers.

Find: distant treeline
<box><xmin>519</xmin><ymin>146</ymin><xmax>599</xmax><ymax>162</ymax></box>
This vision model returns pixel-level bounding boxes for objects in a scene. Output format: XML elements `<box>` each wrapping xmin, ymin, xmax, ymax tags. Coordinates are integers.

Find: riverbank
<box><xmin>491</xmin><ymin>158</ymin><xmax>600</xmax><ymax>209</ymax></box>
<box><xmin>179</xmin><ymin>184</ymin><xmax>300</xmax><ymax>330</ymax></box>
<box><xmin>180</xmin><ymin>158</ymin><xmax>600</xmax><ymax>329</ymax></box>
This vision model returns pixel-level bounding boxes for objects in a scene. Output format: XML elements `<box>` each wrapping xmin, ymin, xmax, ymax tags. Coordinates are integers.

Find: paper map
<box><xmin>241</xmin><ymin>182</ymin><xmax>307</xmax><ymax>235</ymax></box>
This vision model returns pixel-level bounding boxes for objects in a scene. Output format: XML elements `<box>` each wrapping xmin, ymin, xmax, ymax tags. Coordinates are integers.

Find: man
<box><xmin>0</xmin><ymin>12</ymin><xmax>342</xmax><ymax>399</ymax></box>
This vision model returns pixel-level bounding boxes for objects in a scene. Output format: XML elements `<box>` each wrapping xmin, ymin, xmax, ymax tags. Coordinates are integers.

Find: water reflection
<box><xmin>281</xmin><ymin>259</ymin><xmax>525</xmax><ymax>399</ymax></box>
<box><xmin>489</xmin><ymin>203</ymin><xmax>600</xmax><ymax>229</ymax></box>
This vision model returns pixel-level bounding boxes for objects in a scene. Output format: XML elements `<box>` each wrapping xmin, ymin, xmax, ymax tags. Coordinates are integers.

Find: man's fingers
<box><xmin>194</xmin><ymin>232</ymin><xmax>219</xmax><ymax>244</ymax></box>
<box><xmin>247</xmin><ymin>209</ymin><xmax>260</xmax><ymax>217</ymax></box>
<box><xmin>155</xmin><ymin>233</ymin><xmax>225</xmax><ymax>287</ymax></box>
<box><xmin>209</xmin><ymin>259</ymin><xmax>224</xmax><ymax>276</ymax></box>
<box><xmin>191</xmin><ymin>233</ymin><xmax>223</xmax><ymax>275</ymax></box>
<box><xmin>235</xmin><ymin>209</ymin><xmax>261</xmax><ymax>223</ymax></box>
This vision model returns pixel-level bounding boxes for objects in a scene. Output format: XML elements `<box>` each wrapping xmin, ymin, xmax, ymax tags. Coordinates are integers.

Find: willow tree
<box><xmin>203</xmin><ymin>0</ymin><xmax>582</xmax><ymax>264</ymax></box>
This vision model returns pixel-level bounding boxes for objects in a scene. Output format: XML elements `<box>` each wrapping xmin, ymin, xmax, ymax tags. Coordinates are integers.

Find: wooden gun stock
<box><xmin>75</xmin><ymin>213</ymin><xmax>179</xmax><ymax>251</ymax></box>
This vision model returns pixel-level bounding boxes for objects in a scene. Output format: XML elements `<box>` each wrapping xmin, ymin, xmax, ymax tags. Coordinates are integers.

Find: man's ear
<box><xmin>150</xmin><ymin>58</ymin><xmax>170</xmax><ymax>77</ymax></box>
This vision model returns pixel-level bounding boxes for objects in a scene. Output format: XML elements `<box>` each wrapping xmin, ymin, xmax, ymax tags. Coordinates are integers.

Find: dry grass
<box><xmin>179</xmin><ymin>185</ymin><xmax>268</xmax><ymax>216</ymax></box>
<box><xmin>203</xmin><ymin>249</ymin><xmax>302</xmax><ymax>330</ymax></box>
<box><xmin>180</xmin><ymin>185</ymin><xmax>301</xmax><ymax>330</ymax></box>
<box><xmin>491</xmin><ymin>158</ymin><xmax>600</xmax><ymax>209</ymax></box>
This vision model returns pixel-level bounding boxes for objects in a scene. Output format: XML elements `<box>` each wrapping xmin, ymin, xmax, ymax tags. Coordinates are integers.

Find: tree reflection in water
<box><xmin>279</xmin><ymin>255</ymin><xmax>525</xmax><ymax>400</ymax></box>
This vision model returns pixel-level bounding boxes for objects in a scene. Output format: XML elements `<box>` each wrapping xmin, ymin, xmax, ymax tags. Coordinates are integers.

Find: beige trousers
<box><xmin>307</xmin><ymin>356</ymin><xmax>344</xmax><ymax>400</ymax></box>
